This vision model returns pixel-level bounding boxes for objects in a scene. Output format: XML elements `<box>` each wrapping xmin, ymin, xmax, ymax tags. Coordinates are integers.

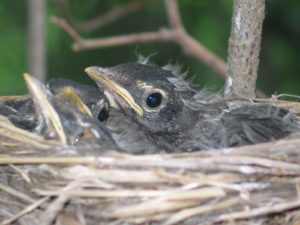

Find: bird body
<box><xmin>0</xmin><ymin>95</ymin><xmax>37</xmax><ymax>130</ymax></box>
<box><xmin>0</xmin><ymin>76</ymin><xmax>159</xmax><ymax>154</ymax></box>
<box><xmin>85</xmin><ymin>62</ymin><xmax>300</xmax><ymax>152</ymax></box>
<box><xmin>0</xmin><ymin>75</ymin><xmax>118</xmax><ymax>152</ymax></box>
<box><xmin>1</xmin><ymin>63</ymin><xmax>298</xmax><ymax>154</ymax></box>
<box><xmin>47</xmin><ymin>78</ymin><xmax>108</xmax><ymax>119</ymax></box>
<box><xmin>48</xmin><ymin>78</ymin><xmax>159</xmax><ymax>153</ymax></box>
<box><xmin>102</xmin><ymin>108</ymin><xmax>159</xmax><ymax>154</ymax></box>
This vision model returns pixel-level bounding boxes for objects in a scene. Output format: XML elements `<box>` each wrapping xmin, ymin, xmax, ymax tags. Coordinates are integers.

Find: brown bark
<box><xmin>225</xmin><ymin>0</ymin><xmax>265</xmax><ymax>99</ymax></box>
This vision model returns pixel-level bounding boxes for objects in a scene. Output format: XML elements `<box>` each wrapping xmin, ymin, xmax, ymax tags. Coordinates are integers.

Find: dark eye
<box><xmin>75</xmin><ymin>131</ymin><xmax>84</xmax><ymax>144</ymax></box>
<box><xmin>146</xmin><ymin>92</ymin><xmax>163</xmax><ymax>108</ymax></box>
<box><xmin>98</xmin><ymin>108</ymin><xmax>109</xmax><ymax>121</ymax></box>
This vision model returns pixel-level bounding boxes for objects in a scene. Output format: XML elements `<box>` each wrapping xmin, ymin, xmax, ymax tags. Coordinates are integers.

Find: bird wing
<box><xmin>221</xmin><ymin>105</ymin><xmax>299</xmax><ymax>147</ymax></box>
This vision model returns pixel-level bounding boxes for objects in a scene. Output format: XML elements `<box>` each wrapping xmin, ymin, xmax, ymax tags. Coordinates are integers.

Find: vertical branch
<box><xmin>164</xmin><ymin>0</ymin><xmax>183</xmax><ymax>29</ymax></box>
<box><xmin>27</xmin><ymin>0</ymin><xmax>47</xmax><ymax>82</ymax></box>
<box><xmin>225</xmin><ymin>0</ymin><xmax>265</xmax><ymax>99</ymax></box>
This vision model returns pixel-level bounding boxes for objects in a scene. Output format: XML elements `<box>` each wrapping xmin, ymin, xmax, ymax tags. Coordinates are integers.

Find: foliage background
<box><xmin>0</xmin><ymin>0</ymin><xmax>299</xmax><ymax>96</ymax></box>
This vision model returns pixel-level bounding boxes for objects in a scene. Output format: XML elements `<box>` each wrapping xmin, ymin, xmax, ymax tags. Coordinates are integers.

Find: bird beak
<box><xmin>85</xmin><ymin>66</ymin><xmax>144</xmax><ymax>116</ymax></box>
<box><xmin>23</xmin><ymin>73</ymin><xmax>67</xmax><ymax>144</ymax></box>
<box><xmin>55</xmin><ymin>87</ymin><xmax>93</xmax><ymax>117</ymax></box>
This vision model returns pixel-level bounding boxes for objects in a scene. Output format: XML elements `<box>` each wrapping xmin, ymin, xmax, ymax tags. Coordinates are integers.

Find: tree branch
<box><xmin>173</xmin><ymin>32</ymin><xmax>228</xmax><ymax>79</ymax></box>
<box><xmin>52</xmin><ymin>0</ymin><xmax>227</xmax><ymax>79</ymax></box>
<box><xmin>27</xmin><ymin>0</ymin><xmax>47</xmax><ymax>82</ymax></box>
<box><xmin>51</xmin><ymin>16</ymin><xmax>82</xmax><ymax>42</ymax></box>
<box><xmin>164</xmin><ymin>0</ymin><xmax>227</xmax><ymax>79</ymax></box>
<box><xmin>72</xmin><ymin>28</ymin><xmax>173</xmax><ymax>50</ymax></box>
<box><xmin>225</xmin><ymin>0</ymin><xmax>265</xmax><ymax>98</ymax></box>
<box><xmin>164</xmin><ymin>0</ymin><xmax>183</xmax><ymax>29</ymax></box>
<box><xmin>55</xmin><ymin>0</ymin><xmax>157</xmax><ymax>33</ymax></box>
<box><xmin>52</xmin><ymin>0</ymin><xmax>266</xmax><ymax>98</ymax></box>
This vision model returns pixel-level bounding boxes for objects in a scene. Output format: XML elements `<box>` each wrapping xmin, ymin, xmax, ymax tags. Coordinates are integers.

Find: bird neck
<box><xmin>149</xmin><ymin>131</ymin><xmax>185</xmax><ymax>153</ymax></box>
<box><xmin>146</xmin><ymin>108</ymin><xmax>201</xmax><ymax>152</ymax></box>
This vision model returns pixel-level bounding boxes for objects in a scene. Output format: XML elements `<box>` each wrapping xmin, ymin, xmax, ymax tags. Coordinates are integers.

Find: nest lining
<box><xmin>0</xmin><ymin>99</ymin><xmax>300</xmax><ymax>225</ymax></box>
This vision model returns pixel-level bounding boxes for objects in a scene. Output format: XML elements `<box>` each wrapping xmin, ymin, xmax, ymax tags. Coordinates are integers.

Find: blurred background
<box><xmin>0</xmin><ymin>0</ymin><xmax>299</xmax><ymax>96</ymax></box>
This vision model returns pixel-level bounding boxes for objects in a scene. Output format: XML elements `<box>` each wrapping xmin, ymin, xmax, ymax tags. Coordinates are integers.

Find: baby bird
<box><xmin>0</xmin><ymin>74</ymin><xmax>118</xmax><ymax>152</ymax></box>
<box><xmin>85</xmin><ymin>62</ymin><xmax>299</xmax><ymax>152</ymax></box>
<box><xmin>47</xmin><ymin>78</ymin><xmax>109</xmax><ymax>121</ymax></box>
<box><xmin>48</xmin><ymin>78</ymin><xmax>159</xmax><ymax>154</ymax></box>
<box><xmin>0</xmin><ymin>95</ymin><xmax>37</xmax><ymax>131</ymax></box>
<box><xmin>0</xmin><ymin>76</ymin><xmax>158</xmax><ymax>154</ymax></box>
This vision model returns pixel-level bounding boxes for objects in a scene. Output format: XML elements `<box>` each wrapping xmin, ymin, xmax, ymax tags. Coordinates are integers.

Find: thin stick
<box><xmin>51</xmin><ymin>16</ymin><xmax>82</xmax><ymax>42</ymax></box>
<box><xmin>73</xmin><ymin>29</ymin><xmax>173</xmax><ymax>51</ymax></box>
<box><xmin>164</xmin><ymin>0</ymin><xmax>183</xmax><ymax>29</ymax></box>
<box><xmin>63</xmin><ymin>0</ymin><xmax>154</xmax><ymax>33</ymax></box>
<box><xmin>0</xmin><ymin>197</ymin><xmax>49</xmax><ymax>225</ymax></box>
<box><xmin>52</xmin><ymin>0</ymin><xmax>267</xmax><ymax>98</ymax></box>
<box><xmin>0</xmin><ymin>156</ymin><xmax>97</xmax><ymax>165</ymax></box>
<box><xmin>163</xmin><ymin>198</ymin><xmax>241</xmax><ymax>225</ymax></box>
<box><xmin>51</xmin><ymin>0</ymin><xmax>228</xmax><ymax>82</ymax></box>
<box><xmin>0</xmin><ymin>184</ymin><xmax>36</xmax><ymax>203</ymax></box>
<box><xmin>34</xmin><ymin>187</ymin><xmax>225</xmax><ymax>199</ymax></box>
<box><xmin>218</xmin><ymin>198</ymin><xmax>300</xmax><ymax>222</ymax></box>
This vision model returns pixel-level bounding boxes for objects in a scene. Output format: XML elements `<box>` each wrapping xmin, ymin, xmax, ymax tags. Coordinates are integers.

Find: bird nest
<box><xmin>1</xmin><ymin>99</ymin><xmax>300</xmax><ymax>225</ymax></box>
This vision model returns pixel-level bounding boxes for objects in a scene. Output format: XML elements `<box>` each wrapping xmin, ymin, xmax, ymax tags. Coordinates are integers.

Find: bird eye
<box><xmin>98</xmin><ymin>108</ymin><xmax>109</xmax><ymax>121</ymax></box>
<box><xmin>145</xmin><ymin>92</ymin><xmax>163</xmax><ymax>108</ymax></box>
<box><xmin>75</xmin><ymin>132</ymin><xmax>84</xmax><ymax>144</ymax></box>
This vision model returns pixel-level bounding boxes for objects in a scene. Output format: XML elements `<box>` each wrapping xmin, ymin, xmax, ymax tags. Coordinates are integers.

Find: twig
<box><xmin>218</xmin><ymin>198</ymin><xmax>300</xmax><ymax>222</ymax></box>
<box><xmin>55</xmin><ymin>0</ymin><xmax>157</xmax><ymax>33</ymax></box>
<box><xmin>163</xmin><ymin>198</ymin><xmax>241</xmax><ymax>225</ymax></box>
<box><xmin>0</xmin><ymin>184</ymin><xmax>36</xmax><ymax>203</ymax></box>
<box><xmin>51</xmin><ymin>16</ymin><xmax>82</xmax><ymax>42</ymax></box>
<box><xmin>52</xmin><ymin>1</ymin><xmax>227</xmax><ymax>78</ymax></box>
<box><xmin>40</xmin><ymin>181</ymin><xmax>79</xmax><ymax>225</ymax></box>
<box><xmin>0</xmin><ymin>197</ymin><xmax>49</xmax><ymax>225</ymax></box>
<box><xmin>164</xmin><ymin>0</ymin><xmax>266</xmax><ymax>98</ymax></box>
<box><xmin>164</xmin><ymin>0</ymin><xmax>183</xmax><ymax>29</ymax></box>
<box><xmin>72</xmin><ymin>28</ymin><xmax>174</xmax><ymax>51</ymax></box>
<box><xmin>164</xmin><ymin>0</ymin><xmax>227</xmax><ymax>78</ymax></box>
<box><xmin>52</xmin><ymin>0</ymin><xmax>267</xmax><ymax>98</ymax></box>
<box><xmin>1</xmin><ymin>137</ymin><xmax>300</xmax><ymax>175</ymax></box>
<box><xmin>174</xmin><ymin>31</ymin><xmax>228</xmax><ymax>79</ymax></box>
<box><xmin>34</xmin><ymin>187</ymin><xmax>225</xmax><ymax>199</ymax></box>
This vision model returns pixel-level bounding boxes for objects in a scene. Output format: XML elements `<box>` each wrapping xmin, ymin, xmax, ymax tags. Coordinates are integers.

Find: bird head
<box><xmin>23</xmin><ymin>74</ymin><xmax>116</xmax><ymax>149</ymax></box>
<box><xmin>85</xmin><ymin>63</ymin><xmax>197</xmax><ymax>135</ymax></box>
<box><xmin>47</xmin><ymin>78</ymin><xmax>110</xmax><ymax>121</ymax></box>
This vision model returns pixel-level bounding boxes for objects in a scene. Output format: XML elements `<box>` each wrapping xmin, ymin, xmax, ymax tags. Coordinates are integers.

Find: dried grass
<box><xmin>1</xmin><ymin>99</ymin><xmax>300</xmax><ymax>225</ymax></box>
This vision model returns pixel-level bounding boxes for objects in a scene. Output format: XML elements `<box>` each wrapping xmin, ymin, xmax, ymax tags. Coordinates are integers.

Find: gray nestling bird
<box><xmin>0</xmin><ymin>77</ymin><xmax>157</xmax><ymax>154</ymax></box>
<box><xmin>48</xmin><ymin>78</ymin><xmax>158</xmax><ymax>154</ymax></box>
<box><xmin>85</xmin><ymin>62</ymin><xmax>300</xmax><ymax>152</ymax></box>
<box><xmin>0</xmin><ymin>74</ymin><xmax>118</xmax><ymax>151</ymax></box>
<box><xmin>47</xmin><ymin>78</ymin><xmax>109</xmax><ymax>120</ymax></box>
<box><xmin>0</xmin><ymin>95</ymin><xmax>37</xmax><ymax>130</ymax></box>
<box><xmin>0</xmin><ymin>78</ymin><xmax>109</xmax><ymax>131</ymax></box>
